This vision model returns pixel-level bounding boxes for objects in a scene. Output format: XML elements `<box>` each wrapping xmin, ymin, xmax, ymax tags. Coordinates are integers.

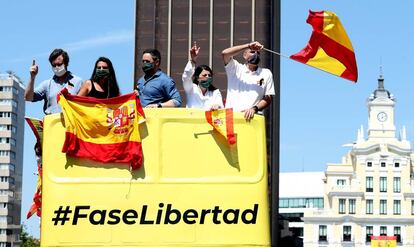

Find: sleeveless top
<box><xmin>87</xmin><ymin>81</ymin><xmax>108</xmax><ymax>99</ymax></box>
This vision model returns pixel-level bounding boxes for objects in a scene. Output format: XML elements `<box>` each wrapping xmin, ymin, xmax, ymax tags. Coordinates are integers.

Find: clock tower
<box><xmin>367</xmin><ymin>75</ymin><xmax>396</xmax><ymax>138</ymax></box>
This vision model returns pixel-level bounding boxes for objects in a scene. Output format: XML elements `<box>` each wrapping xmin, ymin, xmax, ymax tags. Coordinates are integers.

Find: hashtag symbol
<box><xmin>52</xmin><ymin>206</ymin><xmax>72</xmax><ymax>225</ymax></box>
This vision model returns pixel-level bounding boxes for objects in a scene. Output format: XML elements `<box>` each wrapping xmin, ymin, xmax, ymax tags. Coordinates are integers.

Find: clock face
<box><xmin>377</xmin><ymin>112</ymin><xmax>388</xmax><ymax>122</ymax></box>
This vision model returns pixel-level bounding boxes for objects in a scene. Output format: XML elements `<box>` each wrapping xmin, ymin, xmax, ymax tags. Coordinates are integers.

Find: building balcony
<box><xmin>328</xmin><ymin>185</ymin><xmax>364</xmax><ymax>197</ymax></box>
<box><xmin>341</xmin><ymin>241</ymin><xmax>355</xmax><ymax>247</ymax></box>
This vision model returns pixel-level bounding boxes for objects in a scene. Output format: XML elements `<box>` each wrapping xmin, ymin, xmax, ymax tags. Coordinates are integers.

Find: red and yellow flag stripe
<box><xmin>58</xmin><ymin>89</ymin><xmax>145</xmax><ymax>170</ymax></box>
<box><xmin>290</xmin><ymin>10</ymin><xmax>358</xmax><ymax>82</ymax></box>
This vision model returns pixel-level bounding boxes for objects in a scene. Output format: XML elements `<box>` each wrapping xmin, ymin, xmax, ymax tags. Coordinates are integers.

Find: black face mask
<box><xmin>248</xmin><ymin>53</ymin><xmax>261</xmax><ymax>65</ymax></box>
<box><xmin>95</xmin><ymin>69</ymin><xmax>110</xmax><ymax>78</ymax></box>
<box><xmin>142</xmin><ymin>62</ymin><xmax>154</xmax><ymax>74</ymax></box>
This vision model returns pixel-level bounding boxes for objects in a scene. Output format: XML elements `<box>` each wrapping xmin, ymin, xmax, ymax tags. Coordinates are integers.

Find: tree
<box><xmin>20</xmin><ymin>225</ymin><xmax>39</xmax><ymax>247</ymax></box>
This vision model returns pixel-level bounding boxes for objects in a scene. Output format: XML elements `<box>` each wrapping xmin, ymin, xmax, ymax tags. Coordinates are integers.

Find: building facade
<box><xmin>280</xmin><ymin>172</ymin><xmax>325</xmax><ymax>240</ymax></box>
<box><xmin>303</xmin><ymin>76</ymin><xmax>414</xmax><ymax>246</ymax></box>
<box><xmin>0</xmin><ymin>74</ymin><xmax>25</xmax><ymax>247</ymax></box>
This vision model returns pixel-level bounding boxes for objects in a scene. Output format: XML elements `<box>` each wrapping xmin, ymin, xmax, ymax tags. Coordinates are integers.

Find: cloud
<box><xmin>63</xmin><ymin>29</ymin><xmax>134</xmax><ymax>52</ymax></box>
<box><xmin>0</xmin><ymin>30</ymin><xmax>134</xmax><ymax>65</ymax></box>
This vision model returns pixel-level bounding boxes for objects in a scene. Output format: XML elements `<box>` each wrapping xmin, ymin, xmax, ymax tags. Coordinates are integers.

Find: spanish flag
<box><xmin>290</xmin><ymin>10</ymin><xmax>358</xmax><ymax>82</ymax></box>
<box><xmin>58</xmin><ymin>89</ymin><xmax>145</xmax><ymax>170</ymax></box>
<box><xmin>25</xmin><ymin>117</ymin><xmax>43</xmax><ymax>219</ymax></box>
<box><xmin>27</xmin><ymin>161</ymin><xmax>42</xmax><ymax>219</ymax></box>
<box><xmin>371</xmin><ymin>236</ymin><xmax>397</xmax><ymax>247</ymax></box>
<box><xmin>205</xmin><ymin>108</ymin><xmax>236</xmax><ymax>145</ymax></box>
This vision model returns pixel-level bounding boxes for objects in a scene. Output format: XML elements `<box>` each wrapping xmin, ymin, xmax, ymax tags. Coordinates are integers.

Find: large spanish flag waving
<box><xmin>58</xmin><ymin>89</ymin><xmax>145</xmax><ymax>170</ymax></box>
<box><xmin>205</xmin><ymin>108</ymin><xmax>236</xmax><ymax>145</ymax></box>
<box><xmin>290</xmin><ymin>10</ymin><xmax>358</xmax><ymax>82</ymax></box>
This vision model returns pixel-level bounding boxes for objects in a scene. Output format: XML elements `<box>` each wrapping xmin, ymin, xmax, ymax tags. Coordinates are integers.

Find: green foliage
<box><xmin>20</xmin><ymin>225</ymin><xmax>39</xmax><ymax>247</ymax></box>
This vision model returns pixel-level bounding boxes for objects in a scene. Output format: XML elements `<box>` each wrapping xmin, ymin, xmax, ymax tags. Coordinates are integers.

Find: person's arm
<box><xmin>146</xmin><ymin>79</ymin><xmax>182</xmax><ymax>108</ymax></box>
<box><xmin>243</xmin><ymin>95</ymin><xmax>272</xmax><ymax>121</ymax></box>
<box><xmin>145</xmin><ymin>99</ymin><xmax>177</xmax><ymax>108</ymax></box>
<box><xmin>182</xmin><ymin>43</ymin><xmax>200</xmax><ymax>92</ymax></box>
<box><xmin>182</xmin><ymin>61</ymin><xmax>195</xmax><ymax>93</ymax></box>
<box><xmin>221</xmin><ymin>41</ymin><xmax>263</xmax><ymax>65</ymax></box>
<box><xmin>24</xmin><ymin>59</ymin><xmax>38</xmax><ymax>101</ymax></box>
<box><xmin>166</xmin><ymin>79</ymin><xmax>182</xmax><ymax>107</ymax></box>
<box><xmin>77</xmin><ymin>80</ymin><xmax>92</xmax><ymax>96</ymax></box>
<box><xmin>210</xmin><ymin>89</ymin><xmax>224</xmax><ymax>110</ymax></box>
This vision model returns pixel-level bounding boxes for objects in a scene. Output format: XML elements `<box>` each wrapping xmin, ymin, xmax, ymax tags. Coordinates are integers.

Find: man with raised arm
<box><xmin>25</xmin><ymin>48</ymin><xmax>82</xmax><ymax>115</ymax></box>
<box><xmin>222</xmin><ymin>41</ymin><xmax>275</xmax><ymax>120</ymax></box>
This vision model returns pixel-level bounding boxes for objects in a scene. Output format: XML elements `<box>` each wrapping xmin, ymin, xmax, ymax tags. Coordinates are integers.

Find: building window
<box><xmin>0</xmin><ymin>125</ymin><xmax>17</xmax><ymax>133</ymax></box>
<box><xmin>0</xmin><ymin>177</ymin><xmax>14</xmax><ymax>184</ymax></box>
<box><xmin>319</xmin><ymin>225</ymin><xmax>327</xmax><ymax>242</ymax></box>
<box><xmin>380</xmin><ymin>200</ymin><xmax>387</xmax><ymax>215</ymax></box>
<box><xmin>0</xmin><ymin>112</ymin><xmax>16</xmax><ymax>120</ymax></box>
<box><xmin>337</xmin><ymin>179</ymin><xmax>346</xmax><ymax>186</ymax></box>
<box><xmin>393</xmin><ymin>177</ymin><xmax>401</xmax><ymax>193</ymax></box>
<box><xmin>279</xmin><ymin>198</ymin><xmax>324</xmax><ymax>209</ymax></box>
<box><xmin>366</xmin><ymin>226</ymin><xmax>373</xmax><ymax>242</ymax></box>
<box><xmin>380</xmin><ymin>226</ymin><xmax>387</xmax><ymax>236</ymax></box>
<box><xmin>394</xmin><ymin>226</ymin><xmax>401</xmax><ymax>243</ymax></box>
<box><xmin>0</xmin><ymin>151</ymin><xmax>15</xmax><ymax>159</ymax></box>
<box><xmin>381</xmin><ymin>162</ymin><xmax>386</xmax><ymax>167</ymax></box>
<box><xmin>412</xmin><ymin>200</ymin><xmax>414</xmax><ymax>215</ymax></box>
<box><xmin>380</xmin><ymin>177</ymin><xmax>387</xmax><ymax>192</ymax></box>
<box><xmin>366</xmin><ymin>199</ymin><xmax>373</xmax><ymax>214</ymax></box>
<box><xmin>394</xmin><ymin>200</ymin><xmax>401</xmax><ymax>215</ymax></box>
<box><xmin>0</xmin><ymin>216</ymin><xmax>12</xmax><ymax>224</ymax></box>
<box><xmin>366</xmin><ymin>176</ymin><xmax>373</xmax><ymax>192</ymax></box>
<box><xmin>0</xmin><ymin>190</ymin><xmax>13</xmax><ymax>197</ymax></box>
<box><xmin>339</xmin><ymin>199</ymin><xmax>346</xmax><ymax>214</ymax></box>
<box><xmin>0</xmin><ymin>164</ymin><xmax>15</xmax><ymax>171</ymax></box>
<box><xmin>349</xmin><ymin>199</ymin><xmax>356</xmax><ymax>214</ymax></box>
<box><xmin>343</xmin><ymin>225</ymin><xmax>351</xmax><ymax>242</ymax></box>
<box><xmin>394</xmin><ymin>162</ymin><xmax>400</xmax><ymax>168</ymax></box>
<box><xmin>0</xmin><ymin>100</ymin><xmax>17</xmax><ymax>108</ymax></box>
<box><xmin>0</xmin><ymin>138</ymin><xmax>16</xmax><ymax>146</ymax></box>
<box><xmin>367</xmin><ymin>161</ymin><xmax>372</xmax><ymax>167</ymax></box>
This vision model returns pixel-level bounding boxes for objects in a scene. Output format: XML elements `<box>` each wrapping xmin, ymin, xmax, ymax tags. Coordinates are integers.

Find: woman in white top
<box><xmin>182</xmin><ymin>43</ymin><xmax>224</xmax><ymax>110</ymax></box>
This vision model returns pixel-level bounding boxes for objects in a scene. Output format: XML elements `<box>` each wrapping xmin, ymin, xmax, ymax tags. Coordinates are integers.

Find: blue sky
<box><xmin>1</xmin><ymin>0</ymin><xmax>414</xmax><ymax>239</ymax></box>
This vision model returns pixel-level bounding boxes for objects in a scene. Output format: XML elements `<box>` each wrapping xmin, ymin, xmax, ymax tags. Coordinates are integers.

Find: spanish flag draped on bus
<box><xmin>290</xmin><ymin>10</ymin><xmax>358</xmax><ymax>82</ymax></box>
<box><xmin>205</xmin><ymin>108</ymin><xmax>236</xmax><ymax>145</ymax></box>
<box><xmin>58</xmin><ymin>89</ymin><xmax>145</xmax><ymax>170</ymax></box>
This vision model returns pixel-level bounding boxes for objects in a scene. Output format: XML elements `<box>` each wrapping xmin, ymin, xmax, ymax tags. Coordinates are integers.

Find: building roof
<box><xmin>279</xmin><ymin>172</ymin><xmax>325</xmax><ymax>198</ymax></box>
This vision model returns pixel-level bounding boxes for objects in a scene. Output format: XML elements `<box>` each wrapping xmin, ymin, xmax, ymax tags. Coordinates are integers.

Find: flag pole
<box><xmin>262</xmin><ymin>47</ymin><xmax>290</xmax><ymax>59</ymax></box>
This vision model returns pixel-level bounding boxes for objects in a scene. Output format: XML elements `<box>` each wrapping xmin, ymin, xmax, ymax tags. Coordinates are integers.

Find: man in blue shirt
<box><xmin>25</xmin><ymin>48</ymin><xmax>82</xmax><ymax>115</ymax></box>
<box><xmin>136</xmin><ymin>48</ymin><xmax>182</xmax><ymax>108</ymax></box>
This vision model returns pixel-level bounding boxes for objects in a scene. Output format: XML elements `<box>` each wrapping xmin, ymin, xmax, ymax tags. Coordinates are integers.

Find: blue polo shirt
<box><xmin>136</xmin><ymin>70</ymin><xmax>182</xmax><ymax>107</ymax></box>
<box><xmin>32</xmin><ymin>72</ymin><xmax>82</xmax><ymax>114</ymax></box>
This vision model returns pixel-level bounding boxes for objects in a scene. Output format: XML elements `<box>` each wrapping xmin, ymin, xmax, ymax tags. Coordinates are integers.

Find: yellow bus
<box><xmin>41</xmin><ymin>108</ymin><xmax>270</xmax><ymax>246</ymax></box>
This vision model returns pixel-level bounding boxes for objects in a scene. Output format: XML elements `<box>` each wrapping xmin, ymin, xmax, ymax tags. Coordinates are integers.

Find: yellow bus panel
<box><xmin>41</xmin><ymin>108</ymin><xmax>270</xmax><ymax>247</ymax></box>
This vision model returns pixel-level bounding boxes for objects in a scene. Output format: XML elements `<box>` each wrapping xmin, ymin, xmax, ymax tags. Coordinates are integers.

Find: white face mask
<box><xmin>52</xmin><ymin>64</ymin><xmax>66</xmax><ymax>77</ymax></box>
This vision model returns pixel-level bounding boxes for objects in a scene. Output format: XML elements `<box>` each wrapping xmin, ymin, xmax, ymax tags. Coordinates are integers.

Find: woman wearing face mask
<box><xmin>182</xmin><ymin>43</ymin><xmax>223</xmax><ymax>110</ymax></box>
<box><xmin>78</xmin><ymin>57</ymin><xmax>120</xmax><ymax>99</ymax></box>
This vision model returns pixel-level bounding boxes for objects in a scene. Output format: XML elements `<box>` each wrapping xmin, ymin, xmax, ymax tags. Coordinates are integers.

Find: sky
<box><xmin>1</xmin><ymin>0</ymin><xmax>414</xmax><ymax>239</ymax></box>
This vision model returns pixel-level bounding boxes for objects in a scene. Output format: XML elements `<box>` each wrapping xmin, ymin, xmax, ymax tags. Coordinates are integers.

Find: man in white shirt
<box><xmin>222</xmin><ymin>41</ymin><xmax>275</xmax><ymax>120</ymax></box>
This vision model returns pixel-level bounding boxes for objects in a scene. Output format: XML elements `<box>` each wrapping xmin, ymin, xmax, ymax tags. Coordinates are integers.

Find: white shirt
<box><xmin>182</xmin><ymin>61</ymin><xmax>224</xmax><ymax>110</ymax></box>
<box><xmin>225</xmin><ymin>58</ymin><xmax>275</xmax><ymax>112</ymax></box>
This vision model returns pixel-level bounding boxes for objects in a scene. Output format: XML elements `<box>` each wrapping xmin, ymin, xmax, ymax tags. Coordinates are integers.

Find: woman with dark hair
<box><xmin>182</xmin><ymin>43</ymin><xmax>223</xmax><ymax>110</ymax></box>
<box><xmin>78</xmin><ymin>57</ymin><xmax>120</xmax><ymax>98</ymax></box>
